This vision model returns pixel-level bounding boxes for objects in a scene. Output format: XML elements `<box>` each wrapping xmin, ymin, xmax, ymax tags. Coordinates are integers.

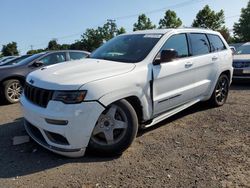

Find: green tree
<box><xmin>133</xmin><ymin>14</ymin><xmax>156</xmax><ymax>31</ymax></box>
<box><xmin>47</xmin><ymin>39</ymin><xmax>60</xmax><ymax>50</ymax></box>
<box><xmin>81</xmin><ymin>20</ymin><xmax>125</xmax><ymax>51</ymax></box>
<box><xmin>158</xmin><ymin>10</ymin><xmax>182</xmax><ymax>29</ymax></box>
<box><xmin>217</xmin><ymin>26</ymin><xmax>231</xmax><ymax>42</ymax></box>
<box><xmin>192</xmin><ymin>5</ymin><xmax>225</xmax><ymax>30</ymax></box>
<box><xmin>233</xmin><ymin>1</ymin><xmax>250</xmax><ymax>42</ymax></box>
<box><xmin>81</xmin><ymin>28</ymin><xmax>104</xmax><ymax>52</ymax></box>
<box><xmin>26</xmin><ymin>49</ymin><xmax>45</xmax><ymax>55</ymax></box>
<box><xmin>60</xmin><ymin>44</ymin><xmax>70</xmax><ymax>50</ymax></box>
<box><xmin>70</xmin><ymin>41</ymin><xmax>86</xmax><ymax>50</ymax></box>
<box><xmin>1</xmin><ymin>42</ymin><xmax>19</xmax><ymax>56</ymax></box>
<box><xmin>117</xmin><ymin>27</ymin><xmax>126</xmax><ymax>35</ymax></box>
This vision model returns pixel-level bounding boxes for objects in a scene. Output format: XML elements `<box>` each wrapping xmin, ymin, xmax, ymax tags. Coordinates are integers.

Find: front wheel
<box><xmin>88</xmin><ymin>99</ymin><xmax>138</xmax><ymax>156</ymax></box>
<box><xmin>209</xmin><ymin>74</ymin><xmax>229</xmax><ymax>107</ymax></box>
<box><xmin>3</xmin><ymin>79</ymin><xmax>23</xmax><ymax>104</ymax></box>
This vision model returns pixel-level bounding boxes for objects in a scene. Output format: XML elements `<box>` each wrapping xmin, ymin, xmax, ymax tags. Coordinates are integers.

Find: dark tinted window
<box><xmin>40</xmin><ymin>52</ymin><xmax>66</xmax><ymax>65</ymax></box>
<box><xmin>207</xmin><ymin>34</ymin><xmax>226</xmax><ymax>52</ymax></box>
<box><xmin>69</xmin><ymin>52</ymin><xmax>87</xmax><ymax>60</ymax></box>
<box><xmin>90</xmin><ymin>34</ymin><xmax>162</xmax><ymax>63</ymax></box>
<box><xmin>190</xmin><ymin>33</ymin><xmax>210</xmax><ymax>56</ymax></box>
<box><xmin>161</xmin><ymin>34</ymin><xmax>189</xmax><ymax>58</ymax></box>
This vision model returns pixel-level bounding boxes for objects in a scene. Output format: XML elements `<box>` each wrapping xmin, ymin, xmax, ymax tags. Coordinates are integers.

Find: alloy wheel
<box><xmin>6</xmin><ymin>81</ymin><xmax>22</xmax><ymax>102</ymax></box>
<box><xmin>215</xmin><ymin>76</ymin><xmax>229</xmax><ymax>104</ymax></box>
<box><xmin>91</xmin><ymin>104</ymin><xmax>128</xmax><ymax>145</ymax></box>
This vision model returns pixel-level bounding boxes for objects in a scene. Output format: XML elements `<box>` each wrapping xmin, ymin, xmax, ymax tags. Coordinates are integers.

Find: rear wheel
<box><xmin>89</xmin><ymin>99</ymin><xmax>138</xmax><ymax>156</ymax></box>
<box><xmin>3</xmin><ymin>79</ymin><xmax>22</xmax><ymax>104</ymax></box>
<box><xmin>209</xmin><ymin>74</ymin><xmax>229</xmax><ymax>107</ymax></box>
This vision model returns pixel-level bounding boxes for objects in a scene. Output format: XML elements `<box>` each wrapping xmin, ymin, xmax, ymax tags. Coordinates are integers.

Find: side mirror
<box><xmin>154</xmin><ymin>49</ymin><xmax>178</xmax><ymax>65</ymax></box>
<box><xmin>229</xmin><ymin>46</ymin><xmax>236</xmax><ymax>54</ymax></box>
<box><xmin>33</xmin><ymin>61</ymin><xmax>43</xmax><ymax>67</ymax></box>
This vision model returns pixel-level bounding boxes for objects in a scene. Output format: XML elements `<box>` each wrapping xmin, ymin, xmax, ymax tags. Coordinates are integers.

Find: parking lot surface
<box><xmin>0</xmin><ymin>84</ymin><xmax>249</xmax><ymax>188</ymax></box>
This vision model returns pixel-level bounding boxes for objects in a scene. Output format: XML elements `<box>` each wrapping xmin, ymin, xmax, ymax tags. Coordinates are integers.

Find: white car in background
<box><xmin>232</xmin><ymin>42</ymin><xmax>250</xmax><ymax>81</ymax></box>
<box><xmin>21</xmin><ymin>28</ymin><xmax>233</xmax><ymax>157</ymax></box>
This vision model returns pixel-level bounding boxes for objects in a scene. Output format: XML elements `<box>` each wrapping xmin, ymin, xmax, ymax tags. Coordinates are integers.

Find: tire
<box><xmin>3</xmin><ymin>79</ymin><xmax>22</xmax><ymax>104</ymax></box>
<box><xmin>88</xmin><ymin>99</ymin><xmax>138</xmax><ymax>156</ymax></box>
<box><xmin>208</xmin><ymin>74</ymin><xmax>229</xmax><ymax>107</ymax></box>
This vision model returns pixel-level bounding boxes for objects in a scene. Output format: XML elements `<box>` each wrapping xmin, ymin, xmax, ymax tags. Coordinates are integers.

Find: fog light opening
<box><xmin>45</xmin><ymin>118</ymin><xmax>68</xmax><ymax>125</ymax></box>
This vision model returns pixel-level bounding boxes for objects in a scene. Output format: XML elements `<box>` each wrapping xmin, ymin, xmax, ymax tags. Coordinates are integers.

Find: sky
<box><xmin>0</xmin><ymin>0</ymin><xmax>248</xmax><ymax>54</ymax></box>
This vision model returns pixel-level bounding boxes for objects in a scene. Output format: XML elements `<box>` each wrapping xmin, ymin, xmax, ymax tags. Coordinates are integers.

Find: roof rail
<box><xmin>179</xmin><ymin>26</ymin><xmax>212</xmax><ymax>30</ymax></box>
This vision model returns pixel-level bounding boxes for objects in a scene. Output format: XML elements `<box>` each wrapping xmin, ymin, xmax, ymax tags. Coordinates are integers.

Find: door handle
<box><xmin>212</xmin><ymin>56</ymin><xmax>218</xmax><ymax>61</ymax></box>
<box><xmin>185</xmin><ymin>62</ymin><xmax>193</xmax><ymax>68</ymax></box>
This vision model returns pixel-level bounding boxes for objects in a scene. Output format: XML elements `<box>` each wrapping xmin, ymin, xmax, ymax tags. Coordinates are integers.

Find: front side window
<box><xmin>161</xmin><ymin>34</ymin><xmax>189</xmax><ymax>58</ymax></box>
<box><xmin>90</xmin><ymin>34</ymin><xmax>162</xmax><ymax>63</ymax></box>
<box><xmin>40</xmin><ymin>52</ymin><xmax>66</xmax><ymax>65</ymax></box>
<box><xmin>207</xmin><ymin>34</ymin><xmax>226</xmax><ymax>52</ymax></box>
<box><xmin>190</xmin><ymin>33</ymin><xmax>210</xmax><ymax>56</ymax></box>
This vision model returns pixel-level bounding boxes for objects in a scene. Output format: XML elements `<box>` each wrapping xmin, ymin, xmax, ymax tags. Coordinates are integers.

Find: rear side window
<box><xmin>207</xmin><ymin>34</ymin><xmax>226</xmax><ymax>52</ymax></box>
<box><xmin>190</xmin><ymin>33</ymin><xmax>210</xmax><ymax>56</ymax></box>
<box><xmin>161</xmin><ymin>34</ymin><xmax>189</xmax><ymax>58</ymax></box>
<box><xmin>69</xmin><ymin>52</ymin><xmax>87</xmax><ymax>60</ymax></box>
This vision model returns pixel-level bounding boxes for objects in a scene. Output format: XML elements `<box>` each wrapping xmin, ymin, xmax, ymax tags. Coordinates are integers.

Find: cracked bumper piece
<box><xmin>20</xmin><ymin>95</ymin><xmax>105</xmax><ymax>158</ymax></box>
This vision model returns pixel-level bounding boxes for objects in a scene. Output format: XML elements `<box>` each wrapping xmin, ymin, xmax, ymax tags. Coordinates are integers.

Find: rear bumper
<box><xmin>20</xmin><ymin>94</ymin><xmax>105</xmax><ymax>157</ymax></box>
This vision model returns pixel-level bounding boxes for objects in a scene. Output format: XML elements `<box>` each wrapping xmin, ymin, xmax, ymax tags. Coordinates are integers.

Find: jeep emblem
<box><xmin>29</xmin><ymin>79</ymin><xmax>34</xmax><ymax>84</ymax></box>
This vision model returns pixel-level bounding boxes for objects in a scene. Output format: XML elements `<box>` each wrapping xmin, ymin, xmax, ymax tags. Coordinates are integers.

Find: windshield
<box><xmin>90</xmin><ymin>34</ymin><xmax>162</xmax><ymax>63</ymax></box>
<box><xmin>1</xmin><ymin>56</ymin><xmax>15</xmax><ymax>62</ymax></box>
<box><xmin>236</xmin><ymin>44</ymin><xmax>250</xmax><ymax>55</ymax></box>
<box><xmin>1</xmin><ymin>55</ymin><xmax>30</xmax><ymax>66</ymax></box>
<box><xmin>17</xmin><ymin>53</ymin><xmax>45</xmax><ymax>66</ymax></box>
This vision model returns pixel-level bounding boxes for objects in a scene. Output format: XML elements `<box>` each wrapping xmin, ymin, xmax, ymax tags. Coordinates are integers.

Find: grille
<box><xmin>24</xmin><ymin>83</ymin><xmax>53</xmax><ymax>108</ymax></box>
<box><xmin>233</xmin><ymin>61</ymin><xmax>250</xmax><ymax>68</ymax></box>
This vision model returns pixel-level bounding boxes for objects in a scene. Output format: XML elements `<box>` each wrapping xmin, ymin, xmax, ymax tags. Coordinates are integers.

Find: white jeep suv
<box><xmin>21</xmin><ymin>28</ymin><xmax>233</xmax><ymax>157</ymax></box>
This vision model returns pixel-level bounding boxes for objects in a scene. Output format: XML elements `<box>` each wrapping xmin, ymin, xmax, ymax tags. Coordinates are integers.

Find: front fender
<box><xmin>98</xmin><ymin>86</ymin><xmax>152</xmax><ymax>121</ymax></box>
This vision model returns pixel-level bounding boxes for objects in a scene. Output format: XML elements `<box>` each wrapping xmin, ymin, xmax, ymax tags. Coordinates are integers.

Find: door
<box><xmin>153</xmin><ymin>33</ymin><xmax>196</xmax><ymax>116</ymax></box>
<box><xmin>188</xmin><ymin>33</ymin><xmax>218</xmax><ymax>98</ymax></box>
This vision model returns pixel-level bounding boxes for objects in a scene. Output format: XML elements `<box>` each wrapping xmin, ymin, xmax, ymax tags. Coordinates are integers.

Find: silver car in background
<box><xmin>233</xmin><ymin>42</ymin><xmax>250</xmax><ymax>81</ymax></box>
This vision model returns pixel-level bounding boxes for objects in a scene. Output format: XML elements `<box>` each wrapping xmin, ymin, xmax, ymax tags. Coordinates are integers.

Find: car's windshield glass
<box><xmin>90</xmin><ymin>34</ymin><xmax>162</xmax><ymax>63</ymax></box>
<box><xmin>17</xmin><ymin>53</ymin><xmax>45</xmax><ymax>65</ymax></box>
<box><xmin>2</xmin><ymin>57</ymin><xmax>15</xmax><ymax>62</ymax></box>
<box><xmin>2</xmin><ymin>55</ymin><xmax>30</xmax><ymax>66</ymax></box>
<box><xmin>236</xmin><ymin>44</ymin><xmax>250</xmax><ymax>55</ymax></box>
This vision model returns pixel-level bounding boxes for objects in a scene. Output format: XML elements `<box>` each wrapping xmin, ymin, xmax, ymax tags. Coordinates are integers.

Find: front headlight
<box><xmin>52</xmin><ymin>90</ymin><xmax>87</xmax><ymax>104</ymax></box>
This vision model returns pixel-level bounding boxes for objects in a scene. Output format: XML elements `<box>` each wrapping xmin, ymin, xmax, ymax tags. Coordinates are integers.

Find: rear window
<box><xmin>190</xmin><ymin>33</ymin><xmax>210</xmax><ymax>56</ymax></box>
<box><xmin>69</xmin><ymin>52</ymin><xmax>87</xmax><ymax>60</ymax></box>
<box><xmin>207</xmin><ymin>34</ymin><xmax>226</xmax><ymax>52</ymax></box>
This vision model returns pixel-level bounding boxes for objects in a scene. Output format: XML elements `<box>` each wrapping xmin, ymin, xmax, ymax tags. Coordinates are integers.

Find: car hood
<box><xmin>233</xmin><ymin>54</ymin><xmax>250</xmax><ymax>61</ymax></box>
<box><xmin>26</xmin><ymin>58</ymin><xmax>136</xmax><ymax>90</ymax></box>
